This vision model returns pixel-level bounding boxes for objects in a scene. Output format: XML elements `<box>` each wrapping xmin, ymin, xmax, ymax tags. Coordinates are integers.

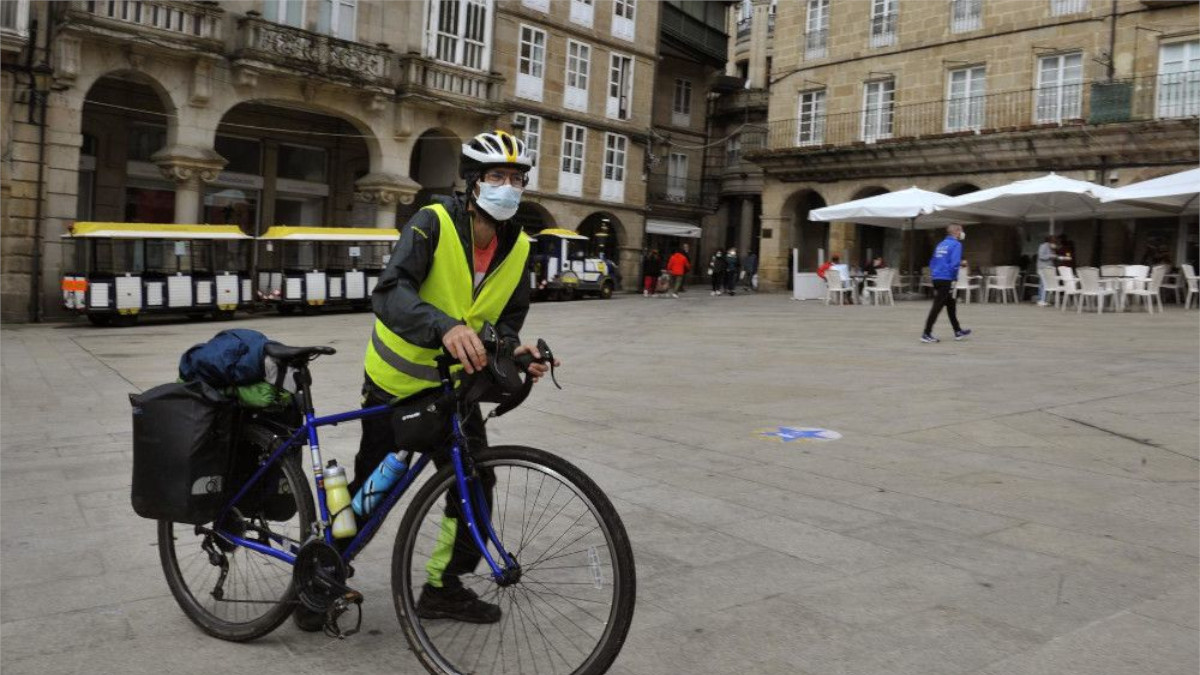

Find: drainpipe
<box><xmin>1107</xmin><ymin>0</ymin><xmax>1117</xmax><ymax>81</ymax></box>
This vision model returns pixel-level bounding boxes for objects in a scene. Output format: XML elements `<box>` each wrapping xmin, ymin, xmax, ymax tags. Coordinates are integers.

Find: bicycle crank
<box><xmin>293</xmin><ymin>540</ymin><xmax>363</xmax><ymax>639</ymax></box>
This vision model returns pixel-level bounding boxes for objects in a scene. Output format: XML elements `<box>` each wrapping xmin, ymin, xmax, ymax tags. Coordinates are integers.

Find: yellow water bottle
<box><xmin>324</xmin><ymin>460</ymin><xmax>357</xmax><ymax>539</ymax></box>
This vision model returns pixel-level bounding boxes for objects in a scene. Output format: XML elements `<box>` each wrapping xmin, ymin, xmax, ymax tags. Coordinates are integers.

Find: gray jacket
<box><xmin>370</xmin><ymin>194</ymin><xmax>531</xmax><ymax>350</ymax></box>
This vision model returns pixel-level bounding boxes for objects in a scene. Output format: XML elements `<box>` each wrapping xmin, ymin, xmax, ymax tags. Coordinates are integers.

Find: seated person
<box><xmin>817</xmin><ymin>255</ymin><xmax>840</xmax><ymax>281</ymax></box>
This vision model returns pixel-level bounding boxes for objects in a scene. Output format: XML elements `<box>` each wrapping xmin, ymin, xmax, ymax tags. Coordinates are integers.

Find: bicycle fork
<box><xmin>449</xmin><ymin>443</ymin><xmax>521</xmax><ymax>585</ymax></box>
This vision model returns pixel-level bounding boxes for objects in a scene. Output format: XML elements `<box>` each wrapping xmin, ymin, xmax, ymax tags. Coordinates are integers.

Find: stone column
<box><xmin>758</xmin><ymin>215</ymin><xmax>788</xmax><ymax>289</ymax></box>
<box><xmin>152</xmin><ymin>146</ymin><xmax>226</xmax><ymax>223</ymax></box>
<box><xmin>738</xmin><ymin>198</ymin><xmax>755</xmax><ymax>257</ymax></box>
<box><xmin>354</xmin><ymin>172</ymin><xmax>421</xmax><ymax>228</ymax></box>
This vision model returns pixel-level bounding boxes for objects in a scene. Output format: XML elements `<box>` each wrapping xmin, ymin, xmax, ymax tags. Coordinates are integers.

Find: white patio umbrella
<box><xmin>1099</xmin><ymin>167</ymin><xmax>1200</xmax><ymax>214</ymax></box>
<box><xmin>931</xmin><ymin>173</ymin><xmax>1156</xmax><ymax>233</ymax></box>
<box><xmin>809</xmin><ymin>187</ymin><xmax>963</xmax><ymax>280</ymax></box>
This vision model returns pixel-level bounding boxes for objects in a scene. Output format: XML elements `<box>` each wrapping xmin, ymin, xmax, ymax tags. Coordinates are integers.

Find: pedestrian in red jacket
<box><xmin>665</xmin><ymin>248</ymin><xmax>691</xmax><ymax>298</ymax></box>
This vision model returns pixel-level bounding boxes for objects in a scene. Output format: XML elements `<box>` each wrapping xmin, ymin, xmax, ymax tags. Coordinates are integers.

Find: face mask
<box><xmin>958</xmin><ymin>232</ymin><xmax>966</xmax><ymax>241</ymax></box>
<box><xmin>476</xmin><ymin>182</ymin><xmax>522</xmax><ymax>221</ymax></box>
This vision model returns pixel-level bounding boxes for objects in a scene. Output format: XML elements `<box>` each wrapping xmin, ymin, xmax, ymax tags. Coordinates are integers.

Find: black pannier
<box><xmin>130</xmin><ymin>380</ymin><xmax>234</xmax><ymax>524</ymax></box>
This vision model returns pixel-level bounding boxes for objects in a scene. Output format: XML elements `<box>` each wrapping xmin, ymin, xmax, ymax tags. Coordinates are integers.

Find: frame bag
<box><xmin>130</xmin><ymin>380</ymin><xmax>234</xmax><ymax>524</ymax></box>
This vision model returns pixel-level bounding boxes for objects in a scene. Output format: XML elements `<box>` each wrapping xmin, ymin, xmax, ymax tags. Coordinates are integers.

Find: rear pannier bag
<box><xmin>130</xmin><ymin>380</ymin><xmax>234</xmax><ymax>524</ymax></box>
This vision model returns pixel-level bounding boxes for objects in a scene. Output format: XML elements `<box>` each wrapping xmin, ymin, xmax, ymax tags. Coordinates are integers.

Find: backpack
<box><xmin>179</xmin><ymin>329</ymin><xmax>276</xmax><ymax>388</ymax></box>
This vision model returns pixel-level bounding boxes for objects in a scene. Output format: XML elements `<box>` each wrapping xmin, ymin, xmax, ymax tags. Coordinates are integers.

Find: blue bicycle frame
<box><xmin>212</xmin><ymin>377</ymin><xmax>519</xmax><ymax>583</ymax></box>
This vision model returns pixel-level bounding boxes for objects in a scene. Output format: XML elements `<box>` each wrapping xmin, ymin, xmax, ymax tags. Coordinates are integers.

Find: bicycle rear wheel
<box><xmin>393</xmin><ymin>445</ymin><xmax>636</xmax><ymax>675</ymax></box>
<box><xmin>158</xmin><ymin>426</ymin><xmax>314</xmax><ymax>641</ymax></box>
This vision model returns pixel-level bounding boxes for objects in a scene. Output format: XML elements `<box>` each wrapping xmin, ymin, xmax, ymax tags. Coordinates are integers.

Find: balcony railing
<box><xmin>805</xmin><ymin>28</ymin><xmax>828</xmax><ymax>59</ymax></box>
<box><xmin>647</xmin><ymin>174</ymin><xmax>719</xmax><ymax>210</ymax></box>
<box><xmin>70</xmin><ymin>0</ymin><xmax>222</xmax><ymax>41</ymax></box>
<box><xmin>236</xmin><ymin>15</ymin><xmax>390</xmax><ymax>85</ymax></box>
<box><xmin>715</xmin><ymin>88</ymin><xmax>769</xmax><ymax>115</ymax></box>
<box><xmin>661</xmin><ymin>3</ymin><xmax>729</xmax><ymax>64</ymax></box>
<box><xmin>397</xmin><ymin>54</ymin><xmax>503</xmax><ymax>104</ymax></box>
<box><xmin>736</xmin><ymin>16</ymin><xmax>751</xmax><ymax>39</ymax></box>
<box><xmin>758</xmin><ymin>74</ymin><xmax>1197</xmax><ymax>151</ymax></box>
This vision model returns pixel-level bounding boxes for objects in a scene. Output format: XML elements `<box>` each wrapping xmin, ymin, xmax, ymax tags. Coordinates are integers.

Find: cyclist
<box><xmin>294</xmin><ymin>130</ymin><xmax>556</xmax><ymax>631</ymax></box>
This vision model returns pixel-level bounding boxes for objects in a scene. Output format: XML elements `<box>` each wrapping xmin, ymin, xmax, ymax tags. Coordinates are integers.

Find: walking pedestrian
<box><xmin>708</xmin><ymin>249</ymin><xmax>727</xmax><ymax>296</ymax></box>
<box><xmin>642</xmin><ymin>250</ymin><xmax>662</xmax><ymax>297</ymax></box>
<box><xmin>921</xmin><ymin>224</ymin><xmax>972</xmax><ymax>343</ymax></box>
<box><xmin>743</xmin><ymin>250</ymin><xmax>759</xmax><ymax>291</ymax></box>
<box><xmin>665</xmin><ymin>246</ymin><xmax>690</xmax><ymax>298</ymax></box>
<box><xmin>1035</xmin><ymin>236</ymin><xmax>1064</xmax><ymax>306</ymax></box>
<box><xmin>724</xmin><ymin>247</ymin><xmax>740</xmax><ymax>296</ymax></box>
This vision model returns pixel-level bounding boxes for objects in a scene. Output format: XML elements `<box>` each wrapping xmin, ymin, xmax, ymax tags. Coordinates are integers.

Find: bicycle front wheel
<box><xmin>393</xmin><ymin>445</ymin><xmax>636</xmax><ymax>675</ymax></box>
<box><xmin>158</xmin><ymin>430</ymin><xmax>314</xmax><ymax>642</ymax></box>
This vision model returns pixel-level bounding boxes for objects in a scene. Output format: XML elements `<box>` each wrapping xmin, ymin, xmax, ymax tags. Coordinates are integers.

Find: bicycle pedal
<box><xmin>322</xmin><ymin>591</ymin><xmax>364</xmax><ymax>639</ymax></box>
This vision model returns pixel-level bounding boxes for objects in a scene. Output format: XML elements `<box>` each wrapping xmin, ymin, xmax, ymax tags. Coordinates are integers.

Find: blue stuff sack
<box><xmin>179</xmin><ymin>329</ymin><xmax>276</xmax><ymax>388</ymax></box>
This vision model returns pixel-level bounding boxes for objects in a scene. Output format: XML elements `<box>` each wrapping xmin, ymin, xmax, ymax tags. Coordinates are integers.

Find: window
<box><xmin>128</xmin><ymin>124</ymin><xmax>167</xmax><ymax>162</ymax></box>
<box><xmin>769</xmin><ymin>0</ymin><xmax>777</xmax><ymax>32</ymax></box>
<box><xmin>1050</xmin><ymin>0</ymin><xmax>1087</xmax><ymax>16</ymax></box>
<box><xmin>427</xmin><ymin>0</ymin><xmax>491</xmax><ymax>71</ymax></box>
<box><xmin>277</xmin><ymin>144</ymin><xmax>327</xmax><ymax>183</ymax></box>
<box><xmin>612</xmin><ymin>0</ymin><xmax>635</xmax><ymax>41</ymax></box>
<box><xmin>796</xmin><ymin>90</ymin><xmax>826</xmax><ymax>146</ymax></box>
<box><xmin>667</xmin><ymin>153</ymin><xmax>688</xmax><ymax>201</ymax></box>
<box><xmin>672</xmin><ymin>79</ymin><xmax>693</xmax><ymax>126</ymax></box>
<box><xmin>0</xmin><ymin>0</ymin><xmax>30</xmax><ymax>37</ymax></box>
<box><xmin>262</xmin><ymin>0</ymin><xmax>304</xmax><ymax>27</ymax></box>
<box><xmin>726</xmin><ymin>134</ymin><xmax>741</xmax><ymax>166</ymax></box>
<box><xmin>522</xmin><ymin>0</ymin><xmax>549</xmax><ymax>11</ymax></box>
<box><xmin>607</xmin><ymin>53</ymin><xmax>634</xmax><ymax>120</ymax></box>
<box><xmin>318</xmin><ymin>0</ymin><xmax>357</xmax><ymax>40</ymax></box>
<box><xmin>870</xmin><ymin>0</ymin><xmax>897</xmax><ymax>48</ymax></box>
<box><xmin>564</xmin><ymin>40</ymin><xmax>591</xmax><ymax>112</ymax></box>
<box><xmin>1158</xmin><ymin>40</ymin><xmax>1200</xmax><ymax>119</ymax></box>
<box><xmin>737</xmin><ymin>0</ymin><xmax>752</xmax><ymax>37</ymax></box>
<box><xmin>214</xmin><ymin>136</ymin><xmax>262</xmax><ymax>175</ymax></box>
<box><xmin>862</xmin><ymin>79</ymin><xmax>895</xmax><ymax>142</ymax></box>
<box><xmin>1036</xmin><ymin>52</ymin><xmax>1083</xmax><ymax>123</ymax></box>
<box><xmin>601</xmin><ymin>133</ymin><xmax>627</xmax><ymax>202</ymax></box>
<box><xmin>517</xmin><ymin>24</ymin><xmax>546</xmax><ymax>102</ymax></box>
<box><xmin>805</xmin><ymin>0</ymin><xmax>829</xmax><ymax>59</ymax></box>
<box><xmin>946</xmin><ymin>66</ymin><xmax>986</xmax><ymax>131</ymax></box>
<box><xmin>513</xmin><ymin>113</ymin><xmax>543</xmax><ymax>189</ymax></box>
<box><xmin>559</xmin><ymin>124</ymin><xmax>586</xmax><ymax>197</ymax></box>
<box><xmin>570</xmin><ymin>0</ymin><xmax>594</xmax><ymax>27</ymax></box>
<box><xmin>950</xmin><ymin>0</ymin><xmax>981</xmax><ymax>33</ymax></box>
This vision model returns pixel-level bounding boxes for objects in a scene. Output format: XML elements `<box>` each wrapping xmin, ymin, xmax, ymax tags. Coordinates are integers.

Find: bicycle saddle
<box><xmin>264</xmin><ymin>343</ymin><xmax>337</xmax><ymax>365</ymax></box>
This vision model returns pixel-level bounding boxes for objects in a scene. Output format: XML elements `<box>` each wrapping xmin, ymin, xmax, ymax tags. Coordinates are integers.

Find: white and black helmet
<box><xmin>460</xmin><ymin>130</ymin><xmax>535</xmax><ymax>177</ymax></box>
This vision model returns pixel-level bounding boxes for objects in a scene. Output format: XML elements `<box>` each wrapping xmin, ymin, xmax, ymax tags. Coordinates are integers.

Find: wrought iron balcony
<box><xmin>65</xmin><ymin>0</ymin><xmax>223</xmax><ymax>48</ymax></box>
<box><xmin>660</xmin><ymin>2</ymin><xmax>729</xmax><ymax>65</ymax></box>
<box><xmin>714</xmin><ymin>88</ymin><xmax>769</xmax><ymax>116</ymax></box>
<box><xmin>756</xmin><ymin>74</ymin><xmax>1198</xmax><ymax>152</ymax></box>
<box><xmin>647</xmin><ymin>174</ymin><xmax>719</xmax><ymax>210</ymax></box>
<box><xmin>396</xmin><ymin>54</ymin><xmax>504</xmax><ymax>106</ymax></box>
<box><xmin>235</xmin><ymin>15</ymin><xmax>391</xmax><ymax>87</ymax></box>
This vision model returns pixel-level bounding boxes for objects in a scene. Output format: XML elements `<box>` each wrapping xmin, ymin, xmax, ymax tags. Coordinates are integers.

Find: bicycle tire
<box><xmin>158</xmin><ymin>425</ymin><xmax>314</xmax><ymax>641</ymax></box>
<box><xmin>392</xmin><ymin>445</ymin><xmax>636</xmax><ymax>675</ymax></box>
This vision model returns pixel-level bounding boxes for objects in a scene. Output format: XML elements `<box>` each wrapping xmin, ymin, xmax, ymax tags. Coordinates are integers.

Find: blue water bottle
<box><xmin>352</xmin><ymin>451</ymin><xmax>408</xmax><ymax>517</ymax></box>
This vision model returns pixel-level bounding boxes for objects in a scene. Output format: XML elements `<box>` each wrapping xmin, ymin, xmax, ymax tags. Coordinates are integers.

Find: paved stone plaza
<box><xmin>2</xmin><ymin>292</ymin><xmax>1197</xmax><ymax>675</ymax></box>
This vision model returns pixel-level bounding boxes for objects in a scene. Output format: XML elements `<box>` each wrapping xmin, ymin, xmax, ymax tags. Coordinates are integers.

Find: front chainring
<box><xmin>294</xmin><ymin>540</ymin><xmax>347</xmax><ymax>612</ymax></box>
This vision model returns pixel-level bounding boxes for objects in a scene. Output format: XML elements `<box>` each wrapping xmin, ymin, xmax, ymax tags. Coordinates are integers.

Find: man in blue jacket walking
<box><xmin>922</xmin><ymin>224</ymin><xmax>972</xmax><ymax>343</ymax></box>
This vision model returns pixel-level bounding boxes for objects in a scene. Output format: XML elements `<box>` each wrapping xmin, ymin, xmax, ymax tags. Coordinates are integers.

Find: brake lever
<box><xmin>538</xmin><ymin>338</ymin><xmax>562</xmax><ymax>390</ymax></box>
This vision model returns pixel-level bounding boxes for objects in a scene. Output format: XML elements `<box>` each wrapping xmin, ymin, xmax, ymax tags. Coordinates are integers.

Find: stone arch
<box><xmin>851</xmin><ymin>185</ymin><xmax>890</xmax><ymax>200</ymax></box>
<box><xmin>409</xmin><ymin>127</ymin><xmax>462</xmax><ymax>197</ymax></box>
<box><xmin>576</xmin><ymin>211</ymin><xmax>624</xmax><ymax>260</ymax></box>
<box><xmin>939</xmin><ymin>182</ymin><xmax>980</xmax><ymax>197</ymax></box>
<box><xmin>848</xmin><ymin>185</ymin><xmax>894</xmax><ymax>269</ymax></box>
<box><xmin>513</xmin><ymin>200</ymin><xmax>557</xmax><ymax>236</ymax></box>
<box><xmin>781</xmin><ymin>188</ymin><xmax>828</xmax><ymax>272</ymax></box>
<box><xmin>213</xmin><ymin>97</ymin><xmax>385</xmax><ymax>172</ymax></box>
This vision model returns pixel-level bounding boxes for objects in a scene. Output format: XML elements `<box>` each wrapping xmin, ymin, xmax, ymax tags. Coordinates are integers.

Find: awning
<box><xmin>259</xmin><ymin>226</ymin><xmax>400</xmax><ymax>242</ymax></box>
<box><xmin>534</xmin><ymin>228</ymin><xmax>589</xmax><ymax>241</ymax></box>
<box><xmin>645</xmin><ymin>219</ymin><xmax>701</xmax><ymax>238</ymax></box>
<box><xmin>65</xmin><ymin>223</ymin><xmax>251</xmax><ymax>240</ymax></box>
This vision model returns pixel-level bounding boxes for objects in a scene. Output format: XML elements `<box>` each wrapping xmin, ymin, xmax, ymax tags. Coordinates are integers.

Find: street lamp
<box><xmin>28</xmin><ymin>62</ymin><xmax>52</xmax><ymax>123</ymax></box>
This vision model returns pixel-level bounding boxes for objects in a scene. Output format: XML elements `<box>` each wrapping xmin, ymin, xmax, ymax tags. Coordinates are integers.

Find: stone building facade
<box><xmin>746</xmin><ymin>0</ymin><xmax>1199</xmax><ymax>288</ymax></box>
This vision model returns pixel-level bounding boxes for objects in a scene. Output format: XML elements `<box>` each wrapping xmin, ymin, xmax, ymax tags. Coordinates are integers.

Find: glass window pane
<box><xmin>277</xmin><ymin>145</ymin><xmax>327</xmax><ymax>182</ymax></box>
<box><xmin>215</xmin><ymin>136</ymin><xmax>261</xmax><ymax>175</ymax></box>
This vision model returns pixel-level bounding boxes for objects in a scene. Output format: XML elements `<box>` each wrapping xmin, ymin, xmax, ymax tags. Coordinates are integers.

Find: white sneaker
<box><xmin>672</xmin><ymin>293</ymin><xmax>679</xmax><ymax>299</ymax></box>
<box><xmin>643</xmin><ymin>290</ymin><xmax>649</xmax><ymax>297</ymax></box>
<box><xmin>1036</xmin><ymin>300</ymin><xmax>1048</xmax><ymax>307</ymax></box>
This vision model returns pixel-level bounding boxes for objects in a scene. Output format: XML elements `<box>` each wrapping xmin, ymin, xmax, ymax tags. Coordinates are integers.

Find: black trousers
<box><xmin>924</xmin><ymin>279</ymin><xmax>962</xmax><ymax>334</ymax></box>
<box><xmin>354</xmin><ymin>377</ymin><xmax>495</xmax><ymax>588</ymax></box>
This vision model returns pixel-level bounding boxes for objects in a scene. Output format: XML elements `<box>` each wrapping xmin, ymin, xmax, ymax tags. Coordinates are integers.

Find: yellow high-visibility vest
<box><xmin>364</xmin><ymin>204</ymin><xmax>530</xmax><ymax>399</ymax></box>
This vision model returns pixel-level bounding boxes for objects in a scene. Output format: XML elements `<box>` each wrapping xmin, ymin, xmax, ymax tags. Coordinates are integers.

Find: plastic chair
<box><xmin>1020</xmin><ymin>271</ymin><xmax>1040</xmax><ymax>301</ymax></box>
<box><xmin>985</xmin><ymin>266</ymin><xmax>1019</xmax><ymax>304</ymax></box>
<box><xmin>1158</xmin><ymin>267</ymin><xmax>1184</xmax><ymax>304</ymax></box>
<box><xmin>1038</xmin><ymin>267</ymin><xmax>1061</xmax><ymax>307</ymax></box>
<box><xmin>1057</xmin><ymin>266</ymin><xmax>1080</xmax><ymax>311</ymax></box>
<box><xmin>1075</xmin><ymin>267</ymin><xmax>1115</xmax><ymax>313</ymax></box>
<box><xmin>1182</xmin><ymin>264</ymin><xmax>1198</xmax><ymax>309</ymax></box>
<box><xmin>865</xmin><ymin>269</ymin><xmax>896</xmax><ymax>306</ymax></box>
<box><xmin>1124</xmin><ymin>265</ymin><xmax>1166</xmax><ymax>313</ymax></box>
<box><xmin>1123</xmin><ymin>264</ymin><xmax>1149</xmax><ymax>280</ymax></box>
<box><xmin>824</xmin><ymin>269</ymin><xmax>852</xmax><ymax>306</ymax></box>
<box><xmin>1100</xmin><ymin>265</ymin><xmax>1124</xmax><ymax>278</ymax></box>
<box><xmin>955</xmin><ymin>267</ymin><xmax>982</xmax><ymax>304</ymax></box>
<box><xmin>919</xmin><ymin>267</ymin><xmax>933</xmax><ymax>296</ymax></box>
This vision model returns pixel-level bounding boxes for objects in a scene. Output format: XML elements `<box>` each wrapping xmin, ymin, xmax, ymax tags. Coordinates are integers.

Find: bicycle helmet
<box><xmin>460</xmin><ymin>130</ymin><xmax>535</xmax><ymax>177</ymax></box>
